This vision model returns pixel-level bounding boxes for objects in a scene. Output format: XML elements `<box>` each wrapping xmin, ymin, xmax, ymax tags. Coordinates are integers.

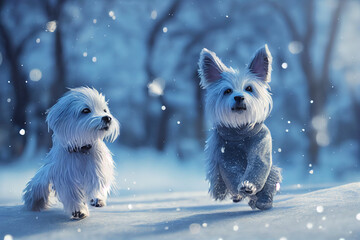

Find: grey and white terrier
<box><xmin>23</xmin><ymin>87</ymin><xmax>120</xmax><ymax>219</ymax></box>
<box><xmin>198</xmin><ymin>45</ymin><xmax>282</xmax><ymax>210</ymax></box>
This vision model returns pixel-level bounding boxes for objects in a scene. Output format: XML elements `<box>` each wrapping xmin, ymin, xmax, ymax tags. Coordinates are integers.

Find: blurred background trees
<box><xmin>0</xmin><ymin>0</ymin><xmax>359</xmax><ymax>179</ymax></box>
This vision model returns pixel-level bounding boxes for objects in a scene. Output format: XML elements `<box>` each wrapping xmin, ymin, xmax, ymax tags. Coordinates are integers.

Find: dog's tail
<box><xmin>23</xmin><ymin>163</ymin><xmax>52</xmax><ymax>211</ymax></box>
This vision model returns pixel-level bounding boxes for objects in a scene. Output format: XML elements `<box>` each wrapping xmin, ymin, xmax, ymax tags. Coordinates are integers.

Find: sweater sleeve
<box><xmin>205</xmin><ymin>130</ymin><xmax>228</xmax><ymax>200</ymax></box>
<box><xmin>240</xmin><ymin>128</ymin><xmax>272</xmax><ymax>193</ymax></box>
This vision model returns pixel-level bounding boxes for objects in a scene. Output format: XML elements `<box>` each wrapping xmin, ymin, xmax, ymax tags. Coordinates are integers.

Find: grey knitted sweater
<box><xmin>206</xmin><ymin>123</ymin><xmax>282</xmax><ymax>199</ymax></box>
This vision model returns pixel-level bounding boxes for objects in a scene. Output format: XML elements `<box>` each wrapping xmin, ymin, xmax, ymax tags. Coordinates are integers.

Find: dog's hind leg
<box><xmin>23</xmin><ymin>164</ymin><xmax>52</xmax><ymax>211</ymax></box>
<box><xmin>253</xmin><ymin>166</ymin><xmax>282</xmax><ymax>210</ymax></box>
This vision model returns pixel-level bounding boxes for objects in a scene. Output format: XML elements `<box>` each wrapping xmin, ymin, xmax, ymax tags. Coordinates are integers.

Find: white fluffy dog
<box><xmin>198</xmin><ymin>45</ymin><xmax>282</xmax><ymax>210</ymax></box>
<box><xmin>23</xmin><ymin>87</ymin><xmax>120</xmax><ymax>220</ymax></box>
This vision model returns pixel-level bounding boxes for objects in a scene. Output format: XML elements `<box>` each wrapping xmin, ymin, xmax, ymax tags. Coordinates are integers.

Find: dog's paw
<box><xmin>248</xmin><ymin>198</ymin><xmax>257</xmax><ymax>209</ymax></box>
<box><xmin>71</xmin><ymin>211</ymin><xmax>87</xmax><ymax>220</ymax></box>
<box><xmin>90</xmin><ymin>198</ymin><xmax>105</xmax><ymax>207</ymax></box>
<box><xmin>239</xmin><ymin>181</ymin><xmax>257</xmax><ymax>195</ymax></box>
<box><xmin>255</xmin><ymin>200</ymin><xmax>273</xmax><ymax>210</ymax></box>
<box><xmin>232</xmin><ymin>194</ymin><xmax>243</xmax><ymax>203</ymax></box>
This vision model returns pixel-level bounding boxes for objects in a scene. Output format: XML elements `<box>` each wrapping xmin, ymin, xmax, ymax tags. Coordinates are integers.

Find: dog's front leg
<box><xmin>90</xmin><ymin>188</ymin><xmax>108</xmax><ymax>207</ymax></box>
<box><xmin>238</xmin><ymin>136</ymin><xmax>272</xmax><ymax>196</ymax></box>
<box><xmin>56</xmin><ymin>184</ymin><xmax>89</xmax><ymax>220</ymax></box>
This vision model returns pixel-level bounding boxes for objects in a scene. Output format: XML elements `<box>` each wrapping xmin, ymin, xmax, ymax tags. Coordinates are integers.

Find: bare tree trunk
<box><xmin>0</xmin><ymin>3</ymin><xmax>37</xmax><ymax>159</ymax></box>
<box><xmin>35</xmin><ymin>0</ymin><xmax>68</xmax><ymax>149</ymax></box>
<box><xmin>144</xmin><ymin>0</ymin><xmax>181</xmax><ymax>150</ymax></box>
<box><xmin>155</xmin><ymin>95</ymin><xmax>171</xmax><ymax>151</ymax></box>
<box><xmin>350</xmin><ymin>92</ymin><xmax>360</xmax><ymax>164</ymax></box>
<box><xmin>50</xmin><ymin>25</ymin><xmax>66</xmax><ymax>104</ymax></box>
<box><xmin>270</xmin><ymin>0</ymin><xmax>346</xmax><ymax>165</ymax></box>
<box><xmin>9</xmin><ymin>56</ymin><xmax>29</xmax><ymax>157</ymax></box>
<box><xmin>46</xmin><ymin>0</ymin><xmax>67</xmax><ymax>105</ymax></box>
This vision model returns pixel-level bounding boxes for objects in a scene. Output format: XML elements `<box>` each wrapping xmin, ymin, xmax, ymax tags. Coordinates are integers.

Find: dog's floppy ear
<box><xmin>248</xmin><ymin>44</ymin><xmax>272</xmax><ymax>82</ymax></box>
<box><xmin>198</xmin><ymin>48</ymin><xmax>228</xmax><ymax>89</ymax></box>
<box><xmin>45</xmin><ymin>94</ymin><xmax>70</xmax><ymax>132</ymax></box>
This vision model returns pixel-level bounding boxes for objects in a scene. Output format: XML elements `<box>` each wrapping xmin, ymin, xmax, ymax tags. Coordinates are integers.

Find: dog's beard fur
<box><xmin>46</xmin><ymin>87</ymin><xmax>120</xmax><ymax>149</ymax></box>
<box><xmin>199</xmin><ymin>46</ymin><xmax>273</xmax><ymax>128</ymax></box>
<box><xmin>205</xmin><ymin>71</ymin><xmax>272</xmax><ymax>128</ymax></box>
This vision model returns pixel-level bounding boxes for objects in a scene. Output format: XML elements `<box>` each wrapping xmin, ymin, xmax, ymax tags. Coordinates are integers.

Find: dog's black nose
<box><xmin>234</xmin><ymin>96</ymin><xmax>245</xmax><ymax>102</ymax></box>
<box><xmin>102</xmin><ymin>116</ymin><xmax>112</xmax><ymax>123</ymax></box>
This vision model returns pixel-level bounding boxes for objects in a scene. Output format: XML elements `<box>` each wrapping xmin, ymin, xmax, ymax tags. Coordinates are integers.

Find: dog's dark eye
<box><xmin>104</xmin><ymin>109</ymin><xmax>107</xmax><ymax>113</ymax></box>
<box><xmin>82</xmin><ymin>108</ymin><xmax>91</xmax><ymax>114</ymax></box>
<box><xmin>245</xmin><ymin>86</ymin><xmax>253</xmax><ymax>92</ymax></box>
<box><xmin>224</xmin><ymin>88</ymin><xmax>233</xmax><ymax>95</ymax></box>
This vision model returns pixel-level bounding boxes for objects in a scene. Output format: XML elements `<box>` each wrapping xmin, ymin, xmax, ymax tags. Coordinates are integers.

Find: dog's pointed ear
<box><xmin>198</xmin><ymin>48</ymin><xmax>228</xmax><ymax>89</ymax></box>
<box><xmin>248</xmin><ymin>44</ymin><xmax>272</xmax><ymax>82</ymax></box>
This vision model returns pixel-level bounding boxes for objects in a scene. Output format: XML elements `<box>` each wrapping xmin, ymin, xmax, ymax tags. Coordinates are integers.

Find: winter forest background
<box><xmin>1</xmin><ymin>0</ymin><xmax>360</xmax><ymax>188</ymax></box>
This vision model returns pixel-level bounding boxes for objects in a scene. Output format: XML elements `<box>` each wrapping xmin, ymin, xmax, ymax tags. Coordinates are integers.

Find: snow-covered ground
<box><xmin>1</xmin><ymin>148</ymin><xmax>360</xmax><ymax>240</ymax></box>
<box><xmin>1</xmin><ymin>183</ymin><xmax>360</xmax><ymax>240</ymax></box>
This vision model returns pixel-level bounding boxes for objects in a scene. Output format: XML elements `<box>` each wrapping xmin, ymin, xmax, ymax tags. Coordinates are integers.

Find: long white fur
<box><xmin>22</xmin><ymin>87</ymin><xmax>120</xmax><ymax>219</ymax></box>
<box><xmin>199</xmin><ymin>48</ymin><xmax>273</xmax><ymax>128</ymax></box>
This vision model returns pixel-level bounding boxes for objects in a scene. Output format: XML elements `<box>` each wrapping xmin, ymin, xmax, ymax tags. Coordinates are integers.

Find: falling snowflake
<box><xmin>46</xmin><ymin>21</ymin><xmax>57</xmax><ymax>32</ymax></box>
<box><xmin>148</xmin><ymin>78</ymin><xmax>165</xmax><ymax>96</ymax></box>
<box><xmin>161</xmin><ymin>105</ymin><xmax>166</xmax><ymax>111</ymax></box>
<box><xmin>316</xmin><ymin>206</ymin><xmax>324</xmax><ymax>213</ymax></box>
<box><xmin>29</xmin><ymin>69</ymin><xmax>42</xmax><ymax>81</ymax></box>
<box><xmin>281</xmin><ymin>62</ymin><xmax>288</xmax><ymax>69</ymax></box>
<box><xmin>233</xmin><ymin>225</ymin><xmax>239</xmax><ymax>231</ymax></box>
<box><xmin>151</xmin><ymin>10</ymin><xmax>157</xmax><ymax>20</ymax></box>
<box><xmin>3</xmin><ymin>235</ymin><xmax>13</xmax><ymax>240</ymax></box>
<box><xmin>276</xmin><ymin>182</ymin><xmax>281</xmax><ymax>191</ymax></box>
<box><xmin>288</xmin><ymin>41</ymin><xmax>303</xmax><ymax>54</ymax></box>
<box><xmin>163</xmin><ymin>27</ymin><xmax>168</xmax><ymax>33</ymax></box>
<box><xmin>306</xmin><ymin>222</ymin><xmax>313</xmax><ymax>229</ymax></box>
<box><xmin>19</xmin><ymin>129</ymin><xmax>25</xmax><ymax>135</ymax></box>
<box><xmin>221</xmin><ymin>147</ymin><xmax>225</xmax><ymax>153</ymax></box>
